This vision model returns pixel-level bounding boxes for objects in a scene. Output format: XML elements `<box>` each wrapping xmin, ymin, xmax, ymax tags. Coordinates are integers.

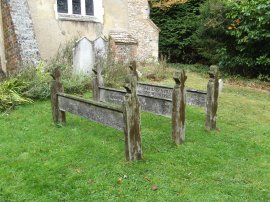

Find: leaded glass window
<box><xmin>72</xmin><ymin>0</ymin><xmax>81</xmax><ymax>14</ymax></box>
<box><xmin>85</xmin><ymin>0</ymin><xmax>94</xmax><ymax>15</ymax></box>
<box><xmin>57</xmin><ymin>0</ymin><xmax>68</xmax><ymax>13</ymax></box>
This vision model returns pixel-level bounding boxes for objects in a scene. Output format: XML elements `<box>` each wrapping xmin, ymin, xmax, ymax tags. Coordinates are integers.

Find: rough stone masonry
<box><xmin>127</xmin><ymin>0</ymin><xmax>160</xmax><ymax>62</ymax></box>
<box><xmin>0</xmin><ymin>0</ymin><xmax>40</xmax><ymax>73</ymax></box>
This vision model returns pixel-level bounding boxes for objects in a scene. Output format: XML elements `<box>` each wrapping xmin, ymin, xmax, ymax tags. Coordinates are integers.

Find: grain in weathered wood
<box><xmin>94</xmin><ymin>61</ymin><xmax>206</xmax><ymax>108</ymax></box>
<box><xmin>139</xmin><ymin>95</ymin><xmax>172</xmax><ymax>116</ymax></box>
<box><xmin>137</xmin><ymin>82</ymin><xmax>173</xmax><ymax>99</ymax></box>
<box><xmin>58</xmin><ymin>93</ymin><xmax>124</xmax><ymax>130</ymax></box>
<box><xmin>51</xmin><ymin>67</ymin><xmax>66</xmax><ymax>124</ymax></box>
<box><xmin>100</xmin><ymin>86</ymin><xmax>172</xmax><ymax>116</ymax></box>
<box><xmin>123</xmin><ymin>73</ymin><xmax>142</xmax><ymax>161</ymax></box>
<box><xmin>205</xmin><ymin>65</ymin><xmax>219</xmax><ymax>131</ymax></box>
<box><xmin>137</xmin><ymin>82</ymin><xmax>206</xmax><ymax>107</ymax></box>
<box><xmin>172</xmin><ymin>70</ymin><xmax>187</xmax><ymax>144</ymax></box>
<box><xmin>99</xmin><ymin>87</ymin><xmax>125</xmax><ymax>105</ymax></box>
<box><xmin>129</xmin><ymin>60</ymin><xmax>139</xmax><ymax>80</ymax></box>
<box><xmin>92</xmin><ymin>61</ymin><xmax>104</xmax><ymax>101</ymax></box>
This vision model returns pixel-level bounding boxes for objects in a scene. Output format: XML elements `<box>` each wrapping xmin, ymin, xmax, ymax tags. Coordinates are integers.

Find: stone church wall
<box><xmin>0</xmin><ymin>0</ymin><xmax>159</xmax><ymax>74</ymax></box>
<box><xmin>0</xmin><ymin>0</ymin><xmax>40</xmax><ymax>74</ymax></box>
<box><xmin>127</xmin><ymin>0</ymin><xmax>159</xmax><ymax>62</ymax></box>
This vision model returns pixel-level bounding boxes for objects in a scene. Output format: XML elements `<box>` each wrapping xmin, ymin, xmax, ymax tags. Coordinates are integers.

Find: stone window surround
<box><xmin>55</xmin><ymin>0</ymin><xmax>104</xmax><ymax>23</ymax></box>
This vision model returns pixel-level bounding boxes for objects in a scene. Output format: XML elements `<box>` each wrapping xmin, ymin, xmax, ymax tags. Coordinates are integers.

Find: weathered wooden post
<box><xmin>51</xmin><ymin>67</ymin><xmax>66</xmax><ymax>124</ymax></box>
<box><xmin>123</xmin><ymin>72</ymin><xmax>142</xmax><ymax>161</ymax></box>
<box><xmin>92</xmin><ymin>61</ymin><xmax>104</xmax><ymax>101</ymax></box>
<box><xmin>172</xmin><ymin>70</ymin><xmax>187</xmax><ymax>144</ymax></box>
<box><xmin>205</xmin><ymin>65</ymin><xmax>219</xmax><ymax>131</ymax></box>
<box><xmin>129</xmin><ymin>60</ymin><xmax>139</xmax><ymax>80</ymax></box>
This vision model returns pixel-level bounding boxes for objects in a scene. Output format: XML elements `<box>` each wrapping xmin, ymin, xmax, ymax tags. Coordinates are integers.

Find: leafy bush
<box><xmin>0</xmin><ymin>64</ymin><xmax>51</xmax><ymax>112</ymax></box>
<box><xmin>192</xmin><ymin>0</ymin><xmax>231</xmax><ymax>65</ymax></box>
<box><xmin>0</xmin><ymin>78</ymin><xmax>33</xmax><ymax>112</ymax></box>
<box><xmin>220</xmin><ymin>0</ymin><xmax>270</xmax><ymax>77</ymax></box>
<box><xmin>151</xmin><ymin>0</ymin><xmax>205</xmax><ymax>63</ymax></box>
<box><xmin>192</xmin><ymin>0</ymin><xmax>270</xmax><ymax>78</ymax></box>
<box><xmin>17</xmin><ymin>64</ymin><xmax>51</xmax><ymax>100</ymax></box>
<box><xmin>151</xmin><ymin>0</ymin><xmax>270</xmax><ymax>79</ymax></box>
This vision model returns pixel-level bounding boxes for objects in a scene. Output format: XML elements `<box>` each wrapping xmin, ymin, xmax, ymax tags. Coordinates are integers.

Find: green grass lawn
<box><xmin>0</xmin><ymin>72</ymin><xmax>270</xmax><ymax>201</ymax></box>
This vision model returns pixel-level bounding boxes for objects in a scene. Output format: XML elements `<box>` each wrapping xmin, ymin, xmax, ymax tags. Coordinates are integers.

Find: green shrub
<box><xmin>0</xmin><ymin>78</ymin><xmax>33</xmax><ymax>112</ymax></box>
<box><xmin>220</xmin><ymin>0</ymin><xmax>270</xmax><ymax>77</ymax></box>
<box><xmin>0</xmin><ymin>63</ymin><xmax>51</xmax><ymax>112</ymax></box>
<box><xmin>62</xmin><ymin>73</ymin><xmax>91</xmax><ymax>94</ymax></box>
<box><xmin>17</xmin><ymin>63</ymin><xmax>51</xmax><ymax>100</ymax></box>
<box><xmin>192</xmin><ymin>0</ymin><xmax>231</xmax><ymax>65</ymax></box>
<box><xmin>151</xmin><ymin>0</ymin><xmax>205</xmax><ymax>63</ymax></box>
<box><xmin>151</xmin><ymin>0</ymin><xmax>270</xmax><ymax>79</ymax></box>
<box><xmin>192</xmin><ymin>0</ymin><xmax>270</xmax><ymax>79</ymax></box>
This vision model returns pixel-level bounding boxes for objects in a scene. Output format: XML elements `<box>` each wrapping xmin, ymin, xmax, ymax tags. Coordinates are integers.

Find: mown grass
<box><xmin>0</xmin><ymin>70</ymin><xmax>269</xmax><ymax>201</ymax></box>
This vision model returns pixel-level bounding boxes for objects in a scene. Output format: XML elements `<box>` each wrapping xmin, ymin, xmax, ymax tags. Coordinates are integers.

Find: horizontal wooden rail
<box><xmin>58</xmin><ymin>93</ymin><xmax>124</xmax><ymax>130</ymax></box>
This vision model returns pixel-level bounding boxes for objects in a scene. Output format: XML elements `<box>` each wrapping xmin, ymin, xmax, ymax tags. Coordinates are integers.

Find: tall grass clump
<box><xmin>0</xmin><ymin>63</ymin><xmax>52</xmax><ymax>112</ymax></box>
<box><xmin>18</xmin><ymin>63</ymin><xmax>51</xmax><ymax>100</ymax></box>
<box><xmin>103</xmin><ymin>62</ymin><xmax>129</xmax><ymax>88</ymax></box>
<box><xmin>0</xmin><ymin>78</ymin><xmax>33</xmax><ymax>112</ymax></box>
<box><xmin>138</xmin><ymin>56</ymin><xmax>174</xmax><ymax>82</ymax></box>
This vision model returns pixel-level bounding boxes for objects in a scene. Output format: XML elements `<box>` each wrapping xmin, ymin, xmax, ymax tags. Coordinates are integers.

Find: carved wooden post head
<box><xmin>92</xmin><ymin>67</ymin><xmax>98</xmax><ymax>75</ymax></box>
<box><xmin>129</xmin><ymin>60</ymin><xmax>139</xmax><ymax>80</ymax></box>
<box><xmin>129</xmin><ymin>61</ymin><xmax>136</xmax><ymax>72</ymax></box>
<box><xmin>94</xmin><ymin>59</ymin><xmax>103</xmax><ymax>75</ymax></box>
<box><xmin>124</xmin><ymin>75</ymin><xmax>132</xmax><ymax>94</ymax></box>
<box><xmin>173</xmin><ymin>70</ymin><xmax>187</xmax><ymax>86</ymax></box>
<box><xmin>209</xmin><ymin>65</ymin><xmax>219</xmax><ymax>79</ymax></box>
<box><xmin>92</xmin><ymin>62</ymin><xmax>104</xmax><ymax>101</ymax></box>
<box><xmin>51</xmin><ymin>67</ymin><xmax>61</xmax><ymax>81</ymax></box>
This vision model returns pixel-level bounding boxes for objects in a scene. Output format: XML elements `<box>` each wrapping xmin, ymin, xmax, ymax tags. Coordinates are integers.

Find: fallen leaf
<box><xmin>117</xmin><ymin>177</ymin><xmax>123</xmax><ymax>184</ymax></box>
<box><xmin>144</xmin><ymin>176</ymin><xmax>152</xmax><ymax>182</ymax></box>
<box><xmin>151</xmin><ymin>185</ymin><xmax>158</xmax><ymax>191</ymax></box>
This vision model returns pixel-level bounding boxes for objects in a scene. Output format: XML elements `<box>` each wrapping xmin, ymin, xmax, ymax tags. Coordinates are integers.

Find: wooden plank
<box><xmin>138</xmin><ymin>82</ymin><xmax>207</xmax><ymax>107</ymax></box>
<box><xmin>137</xmin><ymin>82</ymin><xmax>173</xmax><ymax>99</ymax></box>
<box><xmin>58</xmin><ymin>93</ymin><xmax>124</xmax><ymax>130</ymax></box>
<box><xmin>99</xmin><ymin>87</ymin><xmax>125</xmax><ymax>105</ymax></box>
<box><xmin>186</xmin><ymin>89</ymin><xmax>207</xmax><ymax>107</ymax></box>
<box><xmin>139</xmin><ymin>95</ymin><xmax>172</xmax><ymax>117</ymax></box>
<box><xmin>99</xmin><ymin>87</ymin><xmax>172</xmax><ymax>116</ymax></box>
<box><xmin>100</xmin><ymin>83</ymin><xmax>206</xmax><ymax>108</ymax></box>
